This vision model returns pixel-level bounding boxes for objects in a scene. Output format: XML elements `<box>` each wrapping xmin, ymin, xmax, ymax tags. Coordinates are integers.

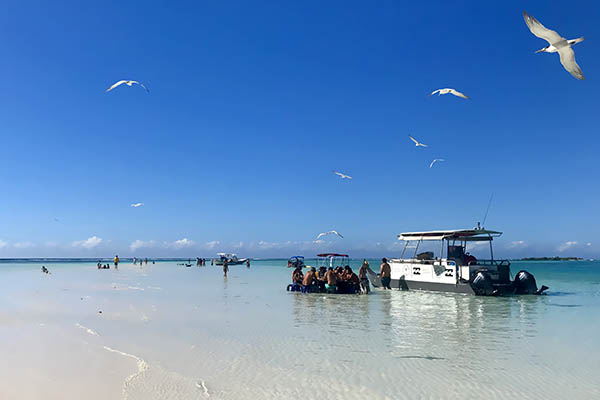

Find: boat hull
<box><xmin>213</xmin><ymin>259</ymin><xmax>247</xmax><ymax>265</ymax></box>
<box><xmin>368</xmin><ymin>270</ymin><xmax>476</xmax><ymax>294</ymax></box>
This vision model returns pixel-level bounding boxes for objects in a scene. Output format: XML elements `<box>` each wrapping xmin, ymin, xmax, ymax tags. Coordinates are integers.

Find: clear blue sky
<box><xmin>0</xmin><ymin>0</ymin><xmax>598</xmax><ymax>258</ymax></box>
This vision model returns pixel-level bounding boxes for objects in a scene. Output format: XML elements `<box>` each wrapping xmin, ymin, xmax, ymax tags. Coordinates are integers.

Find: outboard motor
<box><xmin>513</xmin><ymin>270</ymin><xmax>548</xmax><ymax>295</ymax></box>
<box><xmin>471</xmin><ymin>270</ymin><xmax>495</xmax><ymax>296</ymax></box>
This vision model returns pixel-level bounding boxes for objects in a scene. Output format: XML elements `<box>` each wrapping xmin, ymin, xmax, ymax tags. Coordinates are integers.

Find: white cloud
<box><xmin>72</xmin><ymin>236</ymin><xmax>103</xmax><ymax>249</ymax></box>
<box><xmin>130</xmin><ymin>240</ymin><xmax>158</xmax><ymax>251</ymax></box>
<box><xmin>586</xmin><ymin>242</ymin><xmax>592</xmax><ymax>247</ymax></box>
<box><xmin>557</xmin><ymin>241</ymin><xmax>578</xmax><ymax>252</ymax></box>
<box><xmin>0</xmin><ymin>239</ymin><xmax>8</xmax><ymax>249</ymax></box>
<box><xmin>509</xmin><ymin>240</ymin><xmax>527</xmax><ymax>248</ymax></box>
<box><xmin>204</xmin><ymin>240</ymin><xmax>220</xmax><ymax>249</ymax></box>
<box><xmin>258</xmin><ymin>240</ymin><xmax>279</xmax><ymax>249</ymax></box>
<box><xmin>13</xmin><ymin>242</ymin><xmax>34</xmax><ymax>249</ymax></box>
<box><xmin>171</xmin><ymin>238</ymin><xmax>195</xmax><ymax>249</ymax></box>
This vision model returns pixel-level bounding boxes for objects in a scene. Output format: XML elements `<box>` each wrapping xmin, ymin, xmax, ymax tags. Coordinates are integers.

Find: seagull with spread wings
<box><xmin>409</xmin><ymin>135</ymin><xmax>428</xmax><ymax>147</ymax></box>
<box><xmin>430</xmin><ymin>88</ymin><xmax>469</xmax><ymax>99</ymax></box>
<box><xmin>523</xmin><ymin>11</ymin><xmax>585</xmax><ymax>80</ymax></box>
<box><xmin>316</xmin><ymin>231</ymin><xmax>344</xmax><ymax>240</ymax></box>
<box><xmin>429</xmin><ymin>159</ymin><xmax>445</xmax><ymax>168</ymax></box>
<box><xmin>106</xmin><ymin>80</ymin><xmax>149</xmax><ymax>93</ymax></box>
<box><xmin>130</xmin><ymin>203</ymin><xmax>144</xmax><ymax>208</ymax></box>
<box><xmin>333</xmin><ymin>171</ymin><xmax>352</xmax><ymax>179</ymax></box>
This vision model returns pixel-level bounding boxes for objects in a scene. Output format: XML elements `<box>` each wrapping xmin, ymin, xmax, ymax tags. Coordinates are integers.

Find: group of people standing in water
<box><xmin>291</xmin><ymin>259</ymin><xmax>372</xmax><ymax>294</ymax></box>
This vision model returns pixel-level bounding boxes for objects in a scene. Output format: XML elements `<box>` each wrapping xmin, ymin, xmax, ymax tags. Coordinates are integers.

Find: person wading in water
<box><xmin>223</xmin><ymin>259</ymin><xmax>229</xmax><ymax>278</ymax></box>
<box><xmin>380</xmin><ymin>258</ymin><xmax>391</xmax><ymax>290</ymax></box>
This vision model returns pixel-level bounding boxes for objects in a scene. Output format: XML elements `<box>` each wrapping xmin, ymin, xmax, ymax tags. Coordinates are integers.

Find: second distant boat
<box><xmin>211</xmin><ymin>253</ymin><xmax>248</xmax><ymax>265</ymax></box>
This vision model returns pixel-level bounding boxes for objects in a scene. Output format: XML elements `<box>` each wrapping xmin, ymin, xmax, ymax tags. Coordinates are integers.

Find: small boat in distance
<box><xmin>369</xmin><ymin>227</ymin><xmax>548</xmax><ymax>296</ymax></box>
<box><xmin>211</xmin><ymin>253</ymin><xmax>248</xmax><ymax>265</ymax></box>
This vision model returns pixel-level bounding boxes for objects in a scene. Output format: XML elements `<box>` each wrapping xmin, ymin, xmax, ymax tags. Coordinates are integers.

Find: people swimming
<box><xmin>288</xmin><ymin>263</ymin><xmax>365</xmax><ymax>294</ymax></box>
<box><xmin>41</xmin><ymin>266</ymin><xmax>49</xmax><ymax>274</ymax></box>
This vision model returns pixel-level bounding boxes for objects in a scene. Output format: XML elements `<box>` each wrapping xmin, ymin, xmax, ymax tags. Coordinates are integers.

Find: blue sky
<box><xmin>0</xmin><ymin>0</ymin><xmax>599</xmax><ymax>258</ymax></box>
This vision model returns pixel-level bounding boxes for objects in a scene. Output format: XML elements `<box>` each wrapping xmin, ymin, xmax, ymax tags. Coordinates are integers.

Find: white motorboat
<box><xmin>369</xmin><ymin>227</ymin><xmax>548</xmax><ymax>296</ymax></box>
<box><xmin>211</xmin><ymin>253</ymin><xmax>248</xmax><ymax>265</ymax></box>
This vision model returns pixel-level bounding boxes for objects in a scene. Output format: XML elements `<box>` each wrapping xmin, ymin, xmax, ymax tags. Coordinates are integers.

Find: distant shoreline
<box><xmin>518</xmin><ymin>257</ymin><xmax>584</xmax><ymax>261</ymax></box>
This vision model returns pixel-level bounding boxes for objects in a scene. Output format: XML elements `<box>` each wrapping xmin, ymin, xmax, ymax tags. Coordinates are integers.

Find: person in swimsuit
<box><xmin>292</xmin><ymin>266</ymin><xmax>304</xmax><ymax>285</ymax></box>
<box><xmin>358</xmin><ymin>259</ymin><xmax>370</xmax><ymax>294</ymax></box>
<box><xmin>324</xmin><ymin>267</ymin><xmax>337</xmax><ymax>292</ymax></box>
<box><xmin>223</xmin><ymin>260</ymin><xmax>229</xmax><ymax>277</ymax></box>
<box><xmin>302</xmin><ymin>267</ymin><xmax>317</xmax><ymax>288</ymax></box>
<box><xmin>380</xmin><ymin>258</ymin><xmax>391</xmax><ymax>289</ymax></box>
<box><xmin>114</xmin><ymin>255</ymin><xmax>119</xmax><ymax>269</ymax></box>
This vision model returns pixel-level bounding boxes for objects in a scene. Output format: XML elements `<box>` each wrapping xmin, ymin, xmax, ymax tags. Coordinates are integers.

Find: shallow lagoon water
<box><xmin>0</xmin><ymin>259</ymin><xmax>598</xmax><ymax>399</ymax></box>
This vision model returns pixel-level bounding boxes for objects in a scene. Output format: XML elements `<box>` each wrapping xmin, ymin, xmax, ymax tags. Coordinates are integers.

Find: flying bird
<box><xmin>316</xmin><ymin>231</ymin><xmax>344</xmax><ymax>240</ymax></box>
<box><xmin>409</xmin><ymin>135</ymin><xmax>428</xmax><ymax>147</ymax></box>
<box><xmin>333</xmin><ymin>171</ymin><xmax>353</xmax><ymax>179</ymax></box>
<box><xmin>130</xmin><ymin>203</ymin><xmax>144</xmax><ymax>208</ymax></box>
<box><xmin>429</xmin><ymin>159</ymin><xmax>445</xmax><ymax>168</ymax></box>
<box><xmin>523</xmin><ymin>11</ymin><xmax>585</xmax><ymax>80</ymax></box>
<box><xmin>430</xmin><ymin>88</ymin><xmax>469</xmax><ymax>99</ymax></box>
<box><xmin>105</xmin><ymin>80</ymin><xmax>149</xmax><ymax>93</ymax></box>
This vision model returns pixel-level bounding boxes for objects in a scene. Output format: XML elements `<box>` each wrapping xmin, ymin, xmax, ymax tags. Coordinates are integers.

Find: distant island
<box><xmin>519</xmin><ymin>257</ymin><xmax>584</xmax><ymax>261</ymax></box>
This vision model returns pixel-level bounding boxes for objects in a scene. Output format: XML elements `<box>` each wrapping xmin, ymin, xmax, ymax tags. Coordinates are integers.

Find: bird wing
<box><xmin>333</xmin><ymin>171</ymin><xmax>342</xmax><ymax>177</ymax></box>
<box><xmin>105</xmin><ymin>80</ymin><xmax>127</xmax><ymax>92</ymax></box>
<box><xmin>430</xmin><ymin>89</ymin><xmax>440</xmax><ymax>96</ymax></box>
<box><xmin>450</xmin><ymin>89</ymin><xmax>469</xmax><ymax>99</ymax></box>
<box><xmin>429</xmin><ymin>160</ymin><xmax>435</xmax><ymax>168</ymax></box>
<box><xmin>558</xmin><ymin>46</ymin><xmax>585</xmax><ymax>80</ymax></box>
<box><xmin>137</xmin><ymin>82</ymin><xmax>150</xmax><ymax>92</ymax></box>
<box><xmin>409</xmin><ymin>135</ymin><xmax>418</xmax><ymax>145</ymax></box>
<box><xmin>316</xmin><ymin>232</ymin><xmax>326</xmax><ymax>240</ymax></box>
<box><xmin>523</xmin><ymin>11</ymin><xmax>563</xmax><ymax>45</ymax></box>
<box><xmin>332</xmin><ymin>231</ymin><xmax>344</xmax><ymax>238</ymax></box>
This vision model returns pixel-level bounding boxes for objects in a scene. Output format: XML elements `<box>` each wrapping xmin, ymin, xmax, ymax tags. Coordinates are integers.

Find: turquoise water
<box><xmin>0</xmin><ymin>259</ymin><xmax>598</xmax><ymax>399</ymax></box>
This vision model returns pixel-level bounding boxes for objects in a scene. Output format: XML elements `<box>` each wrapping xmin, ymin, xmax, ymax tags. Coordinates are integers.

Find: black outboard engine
<box><xmin>471</xmin><ymin>270</ymin><xmax>495</xmax><ymax>296</ymax></box>
<box><xmin>513</xmin><ymin>270</ymin><xmax>548</xmax><ymax>295</ymax></box>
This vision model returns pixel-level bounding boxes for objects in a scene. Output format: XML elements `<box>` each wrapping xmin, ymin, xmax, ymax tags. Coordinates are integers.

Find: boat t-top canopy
<box><xmin>398</xmin><ymin>229</ymin><xmax>502</xmax><ymax>242</ymax></box>
<box><xmin>317</xmin><ymin>253</ymin><xmax>349</xmax><ymax>258</ymax></box>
